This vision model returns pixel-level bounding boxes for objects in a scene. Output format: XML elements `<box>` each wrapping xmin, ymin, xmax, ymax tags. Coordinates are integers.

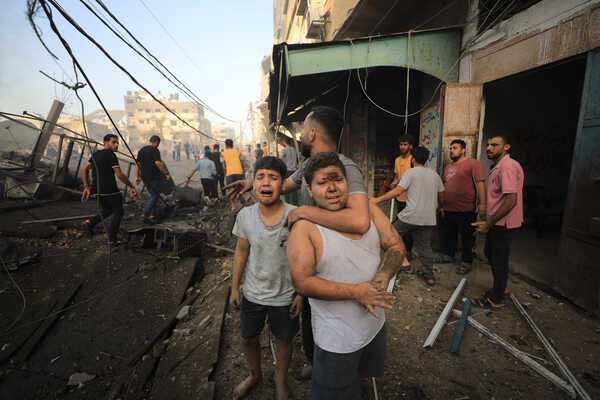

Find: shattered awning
<box><xmin>270</xmin><ymin>28</ymin><xmax>461</xmax><ymax>125</ymax></box>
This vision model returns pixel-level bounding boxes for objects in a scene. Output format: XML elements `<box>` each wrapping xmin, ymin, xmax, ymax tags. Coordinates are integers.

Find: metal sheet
<box><xmin>284</xmin><ymin>29</ymin><xmax>461</xmax><ymax>82</ymax></box>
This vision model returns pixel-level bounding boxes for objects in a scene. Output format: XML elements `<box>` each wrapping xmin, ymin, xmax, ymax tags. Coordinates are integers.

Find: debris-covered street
<box><xmin>2</xmin><ymin>1</ymin><xmax>600</xmax><ymax>399</ymax></box>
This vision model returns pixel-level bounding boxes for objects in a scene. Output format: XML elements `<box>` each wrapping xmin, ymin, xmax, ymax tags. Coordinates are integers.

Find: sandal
<box><xmin>416</xmin><ymin>269</ymin><xmax>435</xmax><ymax>286</ymax></box>
<box><xmin>456</xmin><ymin>262</ymin><xmax>472</xmax><ymax>275</ymax></box>
<box><xmin>471</xmin><ymin>294</ymin><xmax>504</xmax><ymax>309</ymax></box>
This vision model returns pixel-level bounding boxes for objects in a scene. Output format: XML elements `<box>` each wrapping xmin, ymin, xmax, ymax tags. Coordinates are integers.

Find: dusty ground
<box><xmin>1</xmin><ymin>164</ymin><xmax>599</xmax><ymax>399</ymax></box>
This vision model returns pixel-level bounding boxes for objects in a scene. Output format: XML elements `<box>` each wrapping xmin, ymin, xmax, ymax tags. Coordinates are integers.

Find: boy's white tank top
<box><xmin>309</xmin><ymin>221</ymin><xmax>385</xmax><ymax>354</ymax></box>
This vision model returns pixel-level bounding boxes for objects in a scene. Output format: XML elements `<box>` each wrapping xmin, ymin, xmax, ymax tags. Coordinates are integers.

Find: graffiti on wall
<box><xmin>420</xmin><ymin>103</ymin><xmax>441</xmax><ymax>170</ymax></box>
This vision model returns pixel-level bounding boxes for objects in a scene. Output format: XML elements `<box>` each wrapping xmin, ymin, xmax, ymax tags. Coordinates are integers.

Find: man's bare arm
<box><xmin>473</xmin><ymin>193</ymin><xmax>517</xmax><ymax>232</ymax></box>
<box><xmin>82</xmin><ymin>163</ymin><xmax>91</xmax><ymax>189</ymax></box>
<box><xmin>287</xmin><ymin>193</ymin><xmax>370</xmax><ymax>234</ymax></box>
<box><xmin>476</xmin><ymin>181</ymin><xmax>487</xmax><ymax>216</ymax></box>
<box><xmin>287</xmin><ymin>220</ymin><xmax>393</xmax><ymax>317</ymax></box>
<box><xmin>371</xmin><ymin>186</ymin><xmax>406</xmax><ymax>204</ymax></box>
<box><xmin>281</xmin><ymin>177</ymin><xmax>300</xmax><ymax>194</ymax></box>
<box><xmin>230</xmin><ymin>237</ymin><xmax>250</xmax><ymax>309</ymax></box>
<box><xmin>114</xmin><ymin>167</ymin><xmax>135</xmax><ymax>189</ymax></box>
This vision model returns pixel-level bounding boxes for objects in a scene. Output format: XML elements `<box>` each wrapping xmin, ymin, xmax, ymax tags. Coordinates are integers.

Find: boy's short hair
<box><xmin>398</xmin><ymin>134</ymin><xmax>414</xmax><ymax>145</ymax></box>
<box><xmin>149</xmin><ymin>135</ymin><xmax>161</xmax><ymax>143</ymax></box>
<box><xmin>304</xmin><ymin>152</ymin><xmax>346</xmax><ymax>186</ymax></box>
<box><xmin>104</xmin><ymin>134</ymin><xmax>118</xmax><ymax>142</ymax></box>
<box><xmin>213</xmin><ymin>143</ymin><xmax>220</xmax><ymax>150</ymax></box>
<box><xmin>411</xmin><ymin>146</ymin><xmax>430</xmax><ymax>165</ymax></box>
<box><xmin>253</xmin><ymin>156</ymin><xmax>287</xmax><ymax>180</ymax></box>
<box><xmin>225</xmin><ymin>139</ymin><xmax>234</xmax><ymax>148</ymax></box>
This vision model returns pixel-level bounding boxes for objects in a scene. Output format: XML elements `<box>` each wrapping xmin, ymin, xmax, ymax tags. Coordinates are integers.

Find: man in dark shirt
<box><xmin>136</xmin><ymin>135</ymin><xmax>171</xmax><ymax>224</ymax></box>
<box><xmin>254</xmin><ymin>143</ymin><xmax>263</xmax><ymax>162</ymax></box>
<box><xmin>81</xmin><ymin>134</ymin><xmax>136</xmax><ymax>244</ymax></box>
<box><xmin>208</xmin><ymin>143</ymin><xmax>225</xmax><ymax>197</ymax></box>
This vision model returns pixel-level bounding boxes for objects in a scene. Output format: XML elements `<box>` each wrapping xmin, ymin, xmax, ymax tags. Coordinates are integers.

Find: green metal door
<box><xmin>557</xmin><ymin>48</ymin><xmax>600</xmax><ymax>313</ymax></box>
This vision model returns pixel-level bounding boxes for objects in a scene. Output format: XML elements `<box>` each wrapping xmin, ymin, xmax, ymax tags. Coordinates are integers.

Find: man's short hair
<box><xmin>308</xmin><ymin>106</ymin><xmax>344</xmax><ymax>146</ymax></box>
<box><xmin>304</xmin><ymin>152</ymin><xmax>347</xmax><ymax>186</ymax></box>
<box><xmin>256</xmin><ymin>143</ymin><xmax>261</xmax><ymax>147</ymax></box>
<box><xmin>398</xmin><ymin>135</ymin><xmax>414</xmax><ymax>145</ymax></box>
<box><xmin>411</xmin><ymin>146</ymin><xmax>430</xmax><ymax>165</ymax></box>
<box><xmin>149</xmin><ymin>135</ymin><xmax>160</xmax><ymax>143</ymax></box>
<box><xmin>490</xmin><ymin>134</ymin><xmax>511</xmax><ymax>145</ymax></box>
<box><xmin>213</xmin><ymin>143</ymin><xmax>220</xmax><ymax>150</ymax></box>
<box><xmin>203</xmin><ymin>145</ymin><xmax>211</xmax><ymax>152</ymax></box>
<box><xmin>450</xmin><ymin>139</ymin><xmax>466</xmax><ymax>149</ymax></box>
<box><xmin>253</xmin><ymin>156</ymin><xmax>287</xmax><ymax>180</ymax></box>
<box><xmin>225</xmin><ymin>139</ymin><xmax>234</xmax><ymax>148</ymax></box>
<box><xmin>103</xmin><ymin>134</ymin><xmax>118</xmax><ymax>142</ymax></box>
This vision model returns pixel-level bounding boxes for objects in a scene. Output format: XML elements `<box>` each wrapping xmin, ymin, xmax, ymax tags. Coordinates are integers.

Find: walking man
<box><xmin>222</xmin><ymin>139</ymin><xmax>245</xmax><ymax>210</ymax></box>
<box><xmin>287</xmin><ymin>152</ymin><xmax>406</xmax><ymax>399</ymax></box>
<box><xmin>136</xmin><ymin>135</ymin><xmax>171</xmax><ymax>224</ymax></box>
<box><xmin>81</xmin><ymin>134</ymin><xmax>136</xmax><ymax>244</ymax></box>
<box><xmin>184</xmin><ymin>142</ymin><xmax>190</xmax><ymax>160</ymax></box>
<box><xmin>207</xmin><ymin>143</ymin><xmax>225</xmax><ymax>197</ymax></box>
<box><xmin>438</xmin><ymin>139</ymin><xmax>486</xmax><ymax>274</ymax></box>
<box><xmin>185</xmin><ymin>146</ymin><xmax>217</xmax><ymax>199</ymax></box>
<box><xmin>371</xmin><ymin>146</ymin><xmax>445</xmax><ymax>286</ymax></box>
<box><xmin>386</xmin><ymin>135</ymin><xmax>413</xmax><ymax>212</ymax></box>
<box><xmin>254</xmin><ymin>143</ymin><xmax>264</xmax><ymax>162</ymax></box>
<box><xmin>472</xmin><ymin>134</ymin><xmax>524</xmax><ymax>308</ymax></box>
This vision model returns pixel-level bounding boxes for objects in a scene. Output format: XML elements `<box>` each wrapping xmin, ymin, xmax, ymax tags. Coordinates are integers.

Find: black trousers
<box><xmin>395</xmin><ymin>201</ymin><xmax>413</xmax><ymax>252</ymax></box>
<box><xmin>302</xmin><ymin>296</ymin><xmax>314</xmax><ymax>364</ymax></box>
<box><xmin>89</xmin><ymin>194</ymin><xmax>123</xmax><ymax>242</ymax></box>
<box><xmin>440</xmin><ymin>211</ymin><xmax>477</xmax><ymax>264</ymax></box>
<box><xmin>485</xmin><ymin>226</ymin><xmax>514</xmax><ymax>301</ymax></box>
<box><xmin>215</xmin><ymin>174</ymin><xmax>225</xmax><ymax>196</ymax></box>
<box><xmin>201</xmin><ymin>178</ymin><xmax>217</xmax><ymax>199</ymax></box>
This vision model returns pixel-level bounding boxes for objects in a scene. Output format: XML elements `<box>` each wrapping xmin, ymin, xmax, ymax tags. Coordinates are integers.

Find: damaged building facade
<box><xmin>269</xmin><ymin>0</ymin><xmax>600</xmax><ymax>313</ymax></box>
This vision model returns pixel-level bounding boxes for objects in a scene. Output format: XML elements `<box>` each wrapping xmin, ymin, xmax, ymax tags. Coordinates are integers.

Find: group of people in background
<box><xmin>78</xmin><ymin>103</ymin><xmax>524</xmax><ymax>398</ymax></box>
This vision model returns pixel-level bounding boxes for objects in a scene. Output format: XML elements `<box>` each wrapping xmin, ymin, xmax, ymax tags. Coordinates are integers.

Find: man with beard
<box><xmin>471</xmin><ymin>135</ymin><xmax>523</xmax><ymax>308</ymax></box>
<box><xmin>386</xmin><ymin>135</ymin><xmax>413</xmax><ymax>211</ymax></box>
<box><xmin>437</xmin><ymin>139</ymin><xmax>486</xmax><ymax>274</ymax></box>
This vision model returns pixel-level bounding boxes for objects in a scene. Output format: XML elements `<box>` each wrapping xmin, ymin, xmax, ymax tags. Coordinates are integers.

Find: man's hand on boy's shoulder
<box><xmin>289</xmin><ymin>295</ymin><xmax>303</xmax><ymax>319</ymax></box>
<box><xmin>286</xmin><ymin>206</ymin><xmax>310</xmax><ymax>228</ymax></box>
<box><xmin>230</xmin><ymin>287</ymin><xmax>242</xmax><ymax>310</ymax></box>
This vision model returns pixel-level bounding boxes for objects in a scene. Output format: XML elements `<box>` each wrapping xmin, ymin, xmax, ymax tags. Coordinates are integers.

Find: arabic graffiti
<box><xmin>420</xmin><ymin>105</ymin><xmax>441</xmax><ymax>170</ymax></box>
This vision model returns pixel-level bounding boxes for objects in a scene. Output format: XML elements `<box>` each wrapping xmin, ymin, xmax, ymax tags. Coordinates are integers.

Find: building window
<box><xmin>137</xmin><ymin>108</ymin><xmax>143</xmax><ymax>112</ymax></box>
<box><xmin>139</xmin><ymin>120</ymin><xmax>145</xmax><ymax>124</ymax></box>
<box><xmin>145</xmin><ymin>109</ymin><xmax>151</xmax><ymax>113</ymax></box>
<box><xmin>155</xmin><ymin>108</ymin><xmax>161</xmax><ymax>112</ymax></box>
<box><xmin>183</xmin><ymin>109</ymin><xmax>189</xmax><ymax>113</ymax></box>
<box><xmin>127</xmin><ymin>99</ymin><xmax>134</xmax><ymax>104</ymax></box>
<box><xmin>170</xmin><ymin>121</ymin><xmax>177</xmax><ymax>126</ymax></box>
<box><xmin>128</xmin><ymin>112</ymin><xmax>134</xmax><ymax>117</ymax></box>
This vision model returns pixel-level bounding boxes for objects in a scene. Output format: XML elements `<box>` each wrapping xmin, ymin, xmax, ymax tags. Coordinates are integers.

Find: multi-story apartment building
<box><xmin>269</xmin><ymin>0</ymin><xmax>600</xmax><ymax>312</ymax></box>
<box><xmin>124</xmin><ymin>91</ymin><xmax>211</xmax><ymax>150</ymax></box>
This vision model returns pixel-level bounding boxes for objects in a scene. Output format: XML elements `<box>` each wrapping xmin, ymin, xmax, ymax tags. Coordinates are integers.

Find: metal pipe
<box><xmin>423</xmin><ymin>278</ymin><xmax>466</xmax><ymax>348</ymax></box>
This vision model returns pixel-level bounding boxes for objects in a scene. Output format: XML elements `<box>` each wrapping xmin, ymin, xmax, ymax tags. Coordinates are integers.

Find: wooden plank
<box><xmin>21</xmin><ymin>214</ymin><xmax>96</xmax><ymax>225</ymax></box>
<box><xmin>511</xmin><ymin>294</ymin><xmax>592</xmax><ymax>400</ymax></box>
<box><xmin>451</xmin><ymin>310</ymin><xmax>576</xmax><ymax>398</ymax></box>
<box><xmin>17</xmin><ymin>282</ymin><xmax>83</xmax><ymax>362</ymax></box>
<box><xmin>450</xmin><ymin>299</ymin><xmax>470</xmax><ymax>354</ymax></box>
<box><xmin>423</xmin><ymin>278</ymin><xmax>466</xmax><ymax>348</ymax></box>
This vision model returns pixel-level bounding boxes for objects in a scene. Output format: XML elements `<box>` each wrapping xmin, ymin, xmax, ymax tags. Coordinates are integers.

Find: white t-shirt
<box><xmin>397</xmin><ymin>167</ymin><xmax>444</xmax><ymax>226</ymax></box>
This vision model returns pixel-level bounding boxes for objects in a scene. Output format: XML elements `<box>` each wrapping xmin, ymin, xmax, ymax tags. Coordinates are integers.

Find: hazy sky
<box><xmin>0</xmin><ymin>0</ymin><xmax>273</xmax><ymax>129</ymax></box>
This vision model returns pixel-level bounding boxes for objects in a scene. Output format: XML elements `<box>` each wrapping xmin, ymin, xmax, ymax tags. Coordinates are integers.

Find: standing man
<box><xmin>171</xmin><ymin>140</ymin><xmax>177</xmax><ymax>160</ymax></box>
<box><xmin>208</xmin><ymin>143</ymin><xmax>225</xmax><ymax>197</ymax></box>
<box><xmin>184</xmin><ymin>142</ymin><xmax>190</xmax><ymax>160</ymax></box>
<box><xmin>175</xmin><ymin>141</ymin><xmax>181</xmax><ymax>161</ymax></box>
<box><xmin>371</xmin><ymin>146</ymin><xmax>445</xmax><ymax>286</ymax></box>
<box><xmin>438</xmin><ymin>139</ymin><xmax>486</xmax><ymax>274</ymax></box>
<box><xmin>136</xmin><ymin>135</ymin><xmax>171</xmax><ymax>224</ymax></box>
<box><xmin>254</xmin><ymin>143</ymin><xmax>263</xmax><ymax>162</ymax></box>
<box><xmin>472</xmin><ymin>135</ymin><xmax>523</xmax><ymax>308</ymax></box>
<box><xmin>185</xmin><ymin>146</ymin><xmax>217</xmax><ymax>199</ymax></box>
<box><xmin>222</xmin><ymin>138</ymin><xmax>245</xmax><ymax>210</ymax></box>
<box><xmin>386</xmin><ymin>135</ymin><xmax>413</xmax><ymax>211</ymax></box>
<box><xmin>278</xmin><ymin>136</ymin><xmax>298</xmax><ymax>205</ymax></box>
<box><xmin>81</xmin><ymin>134</ymin><xmax>136</xmax><ymax>245</ymax></box>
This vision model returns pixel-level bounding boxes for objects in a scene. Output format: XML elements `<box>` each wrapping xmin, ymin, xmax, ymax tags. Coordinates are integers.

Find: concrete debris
<box><xmin>176</xmin><ymin>305</ymin><xmax>191</xmax><ymax>320</ymax></box>
<box><xmin>67</xmin><ymin>372</ymin><xmax>95</xmax><ymax>386</ymax></box>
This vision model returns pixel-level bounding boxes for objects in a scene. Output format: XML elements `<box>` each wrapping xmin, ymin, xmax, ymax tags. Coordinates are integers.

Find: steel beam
<box><xmin>30</xmin><ymin>100</ymin><xmax>64</xmax><ymax>169</ymax></box>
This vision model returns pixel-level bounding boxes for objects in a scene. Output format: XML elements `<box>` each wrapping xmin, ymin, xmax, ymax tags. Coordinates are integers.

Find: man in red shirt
<box><xmin>439</xmin><ymin>139</ymin><xmax>486</xmax><ymax>274</ymax></box>
<box><xmin>472</xmin><ymin>135</ymin><xmax>524</xmax><ymax>308</ymax></box>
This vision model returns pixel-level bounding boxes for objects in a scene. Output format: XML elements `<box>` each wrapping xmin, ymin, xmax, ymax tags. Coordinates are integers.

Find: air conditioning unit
<box><xmin>305</xmin><ymin>0</ymin><xmax>324</xmax><ymax>39</ymax></box>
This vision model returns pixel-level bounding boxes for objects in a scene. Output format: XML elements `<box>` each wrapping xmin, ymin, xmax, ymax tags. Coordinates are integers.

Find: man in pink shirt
<box><xmin>472</xmin><ymin>135</ymin><xmax>523</xmax><ymax>308</ymax></box>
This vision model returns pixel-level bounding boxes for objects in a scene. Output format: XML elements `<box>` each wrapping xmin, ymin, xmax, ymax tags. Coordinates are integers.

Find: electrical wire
<box><xmin>40</xmin><ymin>0</ymin><xmax>221</xmax><ymax>144</ymax></box>
<box><xmin>85</xmin><ymin>0</ymin><xmax>238</xmax><ymax>124</ymax></box>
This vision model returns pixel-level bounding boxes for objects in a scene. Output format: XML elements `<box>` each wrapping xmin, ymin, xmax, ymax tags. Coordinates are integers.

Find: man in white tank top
<box><xmin>287</xmin><ymin>153</ymin><xmax>409</xmax><ymax>400</ymax></box>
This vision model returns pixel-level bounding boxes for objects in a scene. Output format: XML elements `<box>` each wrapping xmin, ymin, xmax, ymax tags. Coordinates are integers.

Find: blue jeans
<box><xmin>144</xmin><ymin>180</ymin><xmax>160</xmax><ymax>217</ymax></box>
